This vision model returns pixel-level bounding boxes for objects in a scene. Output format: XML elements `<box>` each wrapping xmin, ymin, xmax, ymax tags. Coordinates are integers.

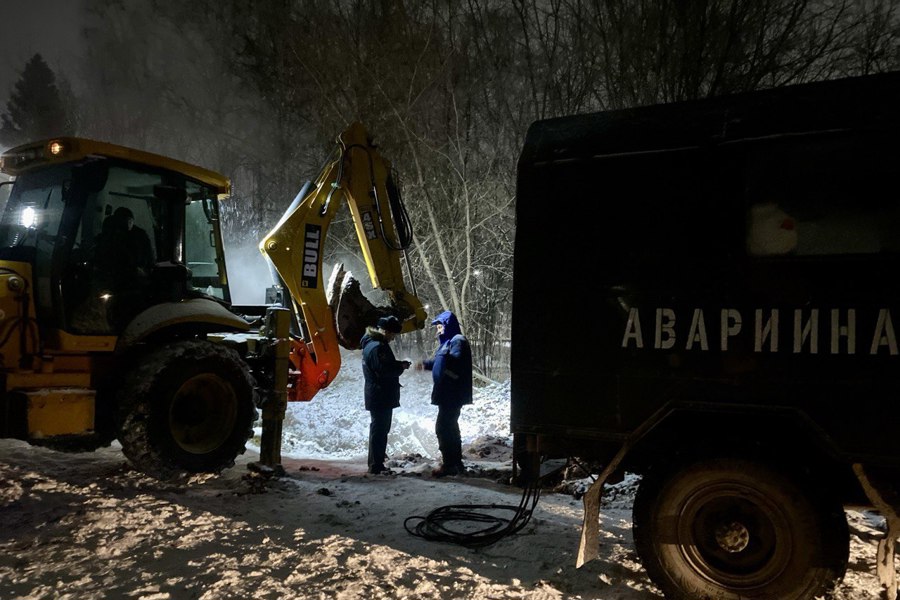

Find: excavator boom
<box><xmin>260</xmin><ymin>123</ymin><xmax>426</xmax><ymax>401</ymax></box>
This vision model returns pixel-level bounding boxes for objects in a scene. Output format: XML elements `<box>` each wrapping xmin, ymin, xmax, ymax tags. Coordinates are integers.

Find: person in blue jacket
<box><xmin>361</xmin><ymin>315</ymin><xmax>411</xmax><ymax>475</ymax></box>
<box><xmin>418</xmin><ymin>310</ymin><xmax>473</xmax><ymax>477</ymax></box>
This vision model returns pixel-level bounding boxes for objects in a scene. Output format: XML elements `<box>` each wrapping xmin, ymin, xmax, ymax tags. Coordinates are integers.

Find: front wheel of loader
<box><xmin>117</xmin><ymin>340</ymin><xmax>258</xmax><ymax>479</ymax></box>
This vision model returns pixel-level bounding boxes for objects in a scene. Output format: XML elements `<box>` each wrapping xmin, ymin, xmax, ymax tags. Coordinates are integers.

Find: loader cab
<box><xmin>0</xmin><ymin>138</ymin><xmax>232</xmax><ymax>338</ymax></box>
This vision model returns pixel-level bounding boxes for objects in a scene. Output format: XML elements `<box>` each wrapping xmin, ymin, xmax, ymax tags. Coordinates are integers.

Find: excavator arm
<box><xmin>260</xmin><ymin>123</ymin><xmax>426</xmax><ymax>402</ymax></box>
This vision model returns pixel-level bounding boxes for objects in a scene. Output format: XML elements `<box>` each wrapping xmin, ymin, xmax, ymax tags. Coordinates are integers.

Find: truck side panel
<box><xmin>512</xmin><ymin>72</ymin><xmax>900</xmax><ymax>469</ymax></box>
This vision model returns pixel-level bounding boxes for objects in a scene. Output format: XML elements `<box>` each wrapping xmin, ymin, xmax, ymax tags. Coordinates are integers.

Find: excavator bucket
<box><xmin>327</xmin><ymin>264</ymin><xmax>399</xmax><ymax>350</ymax></box>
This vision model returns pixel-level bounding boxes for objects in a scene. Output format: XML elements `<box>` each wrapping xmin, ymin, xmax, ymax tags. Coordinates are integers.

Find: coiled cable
<box><xmin>404</xmin><ymin>480</ymin><xmax>541</xmax><ymax>548</ymax></box>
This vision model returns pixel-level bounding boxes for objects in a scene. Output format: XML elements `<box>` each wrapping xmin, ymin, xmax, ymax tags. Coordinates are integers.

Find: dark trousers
<box><xmin>435</xmin><ymin>404</ymin><xmax>463</xmax><ymax>467</ymax></box>
<box><xmin>368</xmin><ymin>407</ymin><xmax>393</xmax><ymax>471</ymax></box>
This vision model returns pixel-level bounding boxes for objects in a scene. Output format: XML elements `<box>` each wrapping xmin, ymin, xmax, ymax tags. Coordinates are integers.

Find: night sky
<box><xmin>0</xmin><ymin>0</ymin><xmax>84</xmax><ymax>99</ymax></box>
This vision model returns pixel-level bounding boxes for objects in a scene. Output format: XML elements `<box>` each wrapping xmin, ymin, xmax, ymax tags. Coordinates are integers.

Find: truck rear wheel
<box><xmin>632</xmin><ymin>457</ymin><xmax>848</xmax><ymax>600</ymax></box>
<box><xmin>117</xmin><ymin>340</ymin><xmax>257</xmax><ymax>479</ymax></box>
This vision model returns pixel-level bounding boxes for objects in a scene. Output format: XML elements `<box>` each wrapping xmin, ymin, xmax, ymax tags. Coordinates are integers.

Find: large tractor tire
<box><xmin>117</xmin><ymin>340</ymin><xmax>258</xmax><ymax>479</ymax></box>
<box><xmin>632</xmin><ymin>457</ymin><xmax>849</xmax><ymax>600</ymax></box>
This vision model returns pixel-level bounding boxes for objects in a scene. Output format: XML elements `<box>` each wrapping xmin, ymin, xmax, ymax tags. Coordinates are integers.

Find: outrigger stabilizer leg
<box><xmin>248</xmin><ymin>307</ymin><xmax>292</xmax><ymax>477</ymax></box>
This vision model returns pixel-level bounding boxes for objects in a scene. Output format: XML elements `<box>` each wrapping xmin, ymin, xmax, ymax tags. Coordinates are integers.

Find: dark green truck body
<box><xmin>512</xmin><ymin>71</ymin><xmax>900</xmax><ymax>600</ymax></box>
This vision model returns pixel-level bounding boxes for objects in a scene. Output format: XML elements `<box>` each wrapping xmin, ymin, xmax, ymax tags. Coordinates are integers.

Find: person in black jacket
<box><xmin>96</xmin><ymin>206</ymin><xmax>154</xmax><ymax>280</ymax></box>
<box><xmin>94</xmin><ymin>206</ymin><xmax>155</xmax><ymax>328</ymax></box>
<box><xmin>360</xmin><ymin>315</ymin><xmax>411</xmax><ymax>475</ymax></box>
<box><xmin>418</xmin><ymin>310</ymin><xmax>473</xmax><ymax>477</ymax></box>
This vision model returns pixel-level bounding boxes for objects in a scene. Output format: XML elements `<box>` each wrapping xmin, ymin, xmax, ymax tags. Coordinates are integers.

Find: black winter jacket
<box><xmin>360</xmin><ymin>329</ymin><xmax>406</xmax><ymax>411</ymax></box>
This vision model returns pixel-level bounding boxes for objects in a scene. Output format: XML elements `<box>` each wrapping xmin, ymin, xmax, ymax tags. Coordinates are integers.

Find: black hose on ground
<box><xmin>403</xmin><ymin>480</ymin><xmax>541</xmax><ymax>548</ymax></box>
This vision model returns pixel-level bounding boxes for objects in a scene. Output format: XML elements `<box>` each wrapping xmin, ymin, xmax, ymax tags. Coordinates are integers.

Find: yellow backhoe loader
<box><xmin>0</xmin><ymin>124</ymin><xmax>425</xmax><ymax>478</ymax></box>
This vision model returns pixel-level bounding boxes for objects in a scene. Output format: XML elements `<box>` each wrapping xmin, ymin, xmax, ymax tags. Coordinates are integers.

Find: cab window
<box><xmin>185</xmin><ymin>187</ymin><xmax>228</xmax><ymax>301</ymax></box>
<box><xmin>744</xmin><ymin>132</ymin><xmax>900</xmax><ymax>257</ymax></box>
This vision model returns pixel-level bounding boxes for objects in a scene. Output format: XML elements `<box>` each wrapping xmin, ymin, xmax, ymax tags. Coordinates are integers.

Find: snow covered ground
<box><xmin>271</xmin><ymin>348</ymin><xmax>511</xmax><ymax>463</ymax></box>
<box><xmin>0</xmin><ymin>348</ymin><xmax>893</xmax><ymax>599</ymax></box>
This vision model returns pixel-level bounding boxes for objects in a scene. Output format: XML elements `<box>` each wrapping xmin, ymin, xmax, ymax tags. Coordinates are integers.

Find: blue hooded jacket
<box><xmin>422</xmin><ymin>311</ymin><xmax>473</xmax><ymax>407</ymax></box>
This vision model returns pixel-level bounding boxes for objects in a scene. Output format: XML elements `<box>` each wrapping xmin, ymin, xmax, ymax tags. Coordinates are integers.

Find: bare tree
<box><xmin>573</xmin><ymin>0</ymin><xmax>900</xmax><ymax>107</ymax></box>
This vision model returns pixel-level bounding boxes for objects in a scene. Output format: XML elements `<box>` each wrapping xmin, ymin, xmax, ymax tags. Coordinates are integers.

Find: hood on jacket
<box><xmin>431</xmin><ymin>310</ymin><xmax>461</xmax><ymax>344</ymax></box>
<box><xmin>360</xmin><ymin>327</ymin><xmax>387</xmax><ymax>347</ymax></box>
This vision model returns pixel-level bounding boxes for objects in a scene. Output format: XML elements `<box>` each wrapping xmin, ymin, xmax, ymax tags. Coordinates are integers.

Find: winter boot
<box><xmin>431</xmin><ymin>463</ymin><xmax>461</xmax><ymax>478</ymax></box>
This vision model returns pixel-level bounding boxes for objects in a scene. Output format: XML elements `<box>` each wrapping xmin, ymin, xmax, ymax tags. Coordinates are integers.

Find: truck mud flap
<box><xmin>578</xmin><ymin>440</ymin><xmax>634</xmax><ymax>567</ymax></box>
<box><xmin>853</xmin><ymin>464</ymin><xmax>900</xmax><ymax>600</ymax></box>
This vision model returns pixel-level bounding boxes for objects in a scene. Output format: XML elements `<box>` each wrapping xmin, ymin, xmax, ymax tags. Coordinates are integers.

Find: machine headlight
<box><xmin>20</xmin><ymin>206</ymin><xmax>37</xmax><ymax>228</ymax></box>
